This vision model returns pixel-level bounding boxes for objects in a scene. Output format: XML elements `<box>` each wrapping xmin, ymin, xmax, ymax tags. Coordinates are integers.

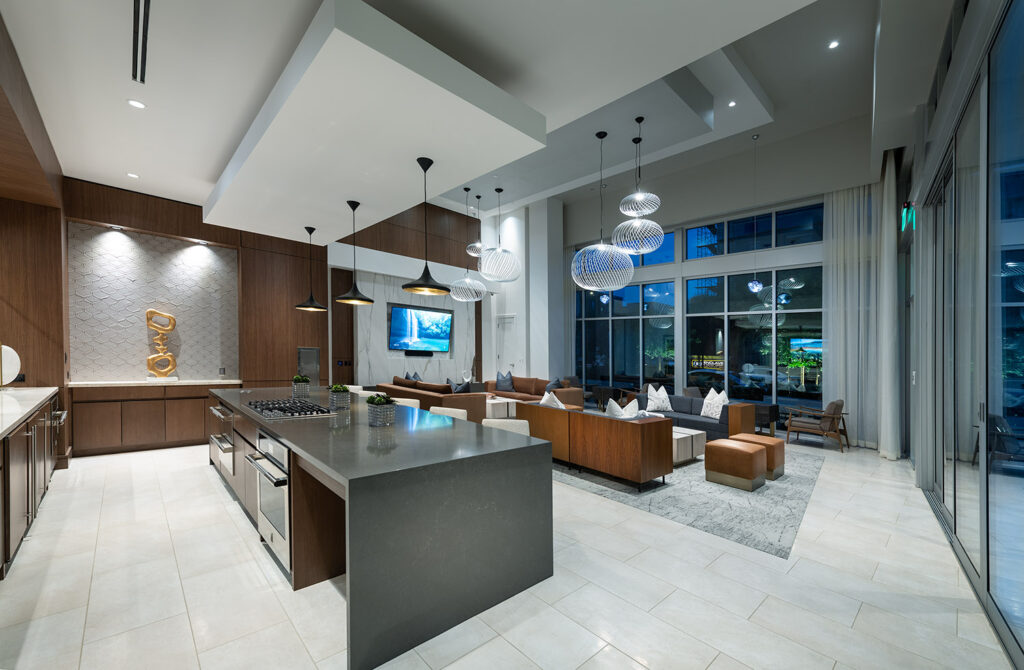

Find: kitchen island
<box><xmin>211</xmin><ymin>388</ymin><xmax>553</xmax><ymax>670</ymax></box>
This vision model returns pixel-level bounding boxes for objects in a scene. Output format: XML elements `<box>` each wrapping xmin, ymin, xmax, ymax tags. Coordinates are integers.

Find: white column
<box><xmin>527</xmin><ymin>198</ymin><xmax>565</xmax><ymax>379</ymax></box>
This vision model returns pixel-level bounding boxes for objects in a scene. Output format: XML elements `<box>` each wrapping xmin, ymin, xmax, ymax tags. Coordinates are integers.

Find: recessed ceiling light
<box><xmin>110</xmin><ymin>226</ymin><xmax>123</xmax><ymax>231</ymax></box>
<box><xmin>126</xmin><ymin>172</ymin><xmax>139</xmax><ymax>179</ymax></box>
<box><xmin>728</xmin><ymin>100</ymin><xmax>736</xmax><ymax>107</ymax></box>
<box><xmin>127</xmin><ymin>99</ymin><xmax>146</xmax><ymax>109</ymax></box>
<box><xmin>828</xmin><ymin>40</ymin><xmax>839</xmax><ymax>49</ymax></box>
<box><xmin>196</xmin><ymin>239</ymin><xmax>208</xmax><ymax>246</ymax></box>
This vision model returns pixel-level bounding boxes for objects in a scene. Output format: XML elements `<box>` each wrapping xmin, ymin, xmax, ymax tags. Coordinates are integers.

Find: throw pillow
<box><xmin>495</xmin><ymin>371</ymin><xmax>514</xmax><ymax>392</ymax></box>
<box><xmin>405</xmin><ymin>372</ymin><xmax>413</xmax><ymax>380</ymax></box>
<box><xmin>710</xmin><ymin>392</ymin><xmax>729</xmax><ymax>420</ymax></box>
<box><xmin>393</xmin><ymin>375</ymin><xmax>418</xmax><ymax>388</ymax></box>
<box><xmin>605</xmin><ymin>398</ymin><xmax>624</xmax><ymax>418</ymax></box>
<box><xmin>646</xmin><ymin>384</ymin><xmax>673</xmax><ymax>412</ymax></box>
<box><xmin>539</xmin><ymin>391</ymin><xmax>565</xmax><ymax>409</ymax></box>
<box><xmin>446</xmin><ymin>377</ymin><xmax>458</xmax><ymax>392</ymax></box>
<box><xmin>620</xmin><ymin>398</ymin><xmax>639</xmax><ymax>419</ymax></box>
<box><xmin>700</xmin><ymin>388</ymin><xmax>720</xmax><ymax>419</ymax></box>
<box><xmin>545</xmin><ymin>378</ymin><xmax>562</xmax><ymax>392</ymax></box>
<box><xmin>454</xmin><ymin>381</ymin><xmax>471</xmax><ymax>394</ymax></box>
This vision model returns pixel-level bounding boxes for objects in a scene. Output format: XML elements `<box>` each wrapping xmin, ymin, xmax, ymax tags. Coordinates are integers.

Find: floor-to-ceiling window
<box><xmin>684</xmin><ymin>266</ymin><xmax>822</xmax><ymax>409</ymax></box>
<box><xmin>989</xmin><ymin>0</ymin><xmax>1024</xmax><ymax>649</ymax></box>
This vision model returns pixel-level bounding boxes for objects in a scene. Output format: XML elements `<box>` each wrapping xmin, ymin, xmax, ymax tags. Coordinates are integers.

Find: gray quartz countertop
<box><xmin>212</xmin><ymin>388</ymin><xmax>550</xmax><ymax>485</ymax></box>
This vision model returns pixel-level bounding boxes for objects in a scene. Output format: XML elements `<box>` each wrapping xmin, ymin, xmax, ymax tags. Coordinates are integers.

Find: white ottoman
<box><xmin>672</xmin><ymin>427</ymin><xmax>707</xmax><ymax>465</ymax></box>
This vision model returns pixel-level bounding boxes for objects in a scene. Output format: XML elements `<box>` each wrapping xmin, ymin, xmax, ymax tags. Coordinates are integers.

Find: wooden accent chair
<box><xmin>785</xmin><ymin>399</ymin><xmax>849</xmax><ymax>452</ymax></box>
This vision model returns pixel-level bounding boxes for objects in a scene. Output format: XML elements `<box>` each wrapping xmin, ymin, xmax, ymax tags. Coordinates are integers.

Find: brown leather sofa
<box><xmin>484</xmin><ymin>376</ymin><xmax>584</xmax><ymax>406</ymax></box>
<box><xmin>377</xmin><ymin>377</ymin><xmax>487</xmax><ymax>423</ymax></box>
<box><xmin>516</xmin><ymin>402</ymin><xmax>672</xmax><ymax>486</ymax></box>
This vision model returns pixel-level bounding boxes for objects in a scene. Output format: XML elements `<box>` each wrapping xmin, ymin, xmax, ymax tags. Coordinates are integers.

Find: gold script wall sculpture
<box><xmin>146</xmin><ymin>309</ymin><xmax>177</xmax><ymax>377</ymax></box>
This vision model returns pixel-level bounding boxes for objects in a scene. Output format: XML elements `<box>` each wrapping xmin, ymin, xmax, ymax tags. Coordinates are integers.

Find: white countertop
<box><xmin>67</xmin><ymin>379</ymin><xmax>242</xmax><ymax>388</ymax></box>
<box><xmin>0</xmin><ymin>387</ymin><xmax>58</xmax><ymax>439</ymax></box>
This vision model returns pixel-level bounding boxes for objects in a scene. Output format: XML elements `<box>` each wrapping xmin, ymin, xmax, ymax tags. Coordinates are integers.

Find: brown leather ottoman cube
<box><xmin>704</xmin><ymin>439</ymin><xmax>766</xmax><ymax>492</ymax></box>
<box><xmin>729</xmin><ymin>433</ymin><xmax>785</xmax><ymax>480</ymax></box>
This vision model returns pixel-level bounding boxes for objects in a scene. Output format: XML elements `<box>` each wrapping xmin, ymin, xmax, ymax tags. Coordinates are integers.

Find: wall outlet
<box><xmin>14</xmin><ymin>373</ymin><xmax>25</xmax><ymax>382</ymax></box>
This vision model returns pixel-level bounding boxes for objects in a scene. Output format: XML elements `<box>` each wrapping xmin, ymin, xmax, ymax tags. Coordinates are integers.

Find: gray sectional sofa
<box><xmin>634</xmin><ymin>391</ymin><xmax>750</xmax><ymax>440</ymax></box>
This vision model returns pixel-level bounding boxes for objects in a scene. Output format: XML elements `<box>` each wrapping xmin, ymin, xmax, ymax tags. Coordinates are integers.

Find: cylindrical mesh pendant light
<box><xmin>451</xmin><ymin>189</ymin><xmax>487</xmax><ymax>302</ymax></box>
<box><xmin>478</xmin><ymin>188</ymin><xmax>521</xmax><ymax>283</ymax></box>
<box><xmin>572</xmin><ymin>131</ymin><xmax>634</xmax><ymax>291</ymax></box>
<box><xmin>612</xmin><ymin>217</ymin><xmax>664</xmax><ymax>255</ymax></box>
<box><xmin>618</xmin><ymin>117</ymin><xmax>661</xmax><ymax>217</ymax></box>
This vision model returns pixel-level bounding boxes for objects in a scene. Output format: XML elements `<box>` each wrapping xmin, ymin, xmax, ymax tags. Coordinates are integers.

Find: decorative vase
<box><xmin>329</xmin><ymin>391</ymin><xmax>351</xmax><ymax>412</ymax></box>
<box><xmin>367</xmin><ymin>403</ymin><xmax>396</xmax><ymax>427</ymax></box>
<box><xmin>292</xmin><ymin>382</ymin><xmax>310</xmax><ymax>399</ymax></box>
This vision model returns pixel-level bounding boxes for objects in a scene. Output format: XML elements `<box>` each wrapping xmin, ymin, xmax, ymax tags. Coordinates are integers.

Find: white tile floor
<box><xmin>0</xmin><ymin>443</ymin><xmax>1012</xmax><ymax>669</ymax></box>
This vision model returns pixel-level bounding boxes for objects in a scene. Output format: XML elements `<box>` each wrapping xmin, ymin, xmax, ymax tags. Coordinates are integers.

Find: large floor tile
<box><xmin>84</xmin><ymin>556</ymin><xmax>186</xmax><ymax>642</ymax></box>
<box><xmin>0</xmin><ymin>606</ymin><xmax>86</xmax><ymax>670</ymax></box>
<box><xmin>555</xmin><ymin>515</ymin><xmax>648</xmax><ymax>562</ymax></box>
<box><xmin>629</xmin><ymin>548</ymin><xmax>767</xmax><ymax>618</ymax></box>
<box><xmin>80</xmin><ymin>612</ymin><xmax>199</xmax><ymax>670</ymax></box>
<box><xmin>650</xmin><ymin>589</ymin><xmax>834</xmax><ymax>670</ymax></box>
<box><xmin>751</xmin><ymin>595</ymin><xmax>937</xmax><ymax>670</ymax></box>
<box><xmin>478</xmin><ymin>591</ymin><xmax>604</xmax><ymax>670</ymax></box>
<box><xmin>414</xmin><ymin>616</ymin><xmax>496</xmax><ymax>669</ymax></box>
<box><xmin>443</xmin><ymin>636</ymin><xmax>539</xmax><ymax>669</ymax></box>
<box><xmin>272</xmin><ymin>574</ymin><xmax>349</xmax><ymax>662</ymax></box>
<box><xmin>170</xmin><ymin>519</ymin><xmax>252</xmax><ymax>579</ymax></box>
<box><xmin>198</xmin><ymin>620</ymin><xmax>316</xmax><ymax>670</ymax></box>
<box><xmin>0</xmin><ymin>550</ymin><xmax>94</xmax><ymax>629</ymax></box>
<box><xmin>555</xmin><ymin>544</ymin><xmax>675</xmax><ymax>611</ymax></box>
<box><xmin>555</xmin><ymin>584</ymin><xmax>718</xmax><ymax>670</ymax></box>
<box><xmin>181</xmin><ymin>560</ymin><xmax>287</xmax><ymax>652</ymax></box>
<box><xmin>577</xmin><ymin>645</ymin><xmax>643</xmax><ymax>669</ymax></box>
<box><xmin>853</xmin><ymin>603</ymin><xmax>1012</xmax><ymax>669</ymax></box>
<box><xmin>707</xmin><ymin>551</ymin><xmax>861</xmax><ymax>625</ymax></box>
<box><xmin>92</xmin><ymin>518</ymin><xmax>175</xmax><ymax>573</ymax></box>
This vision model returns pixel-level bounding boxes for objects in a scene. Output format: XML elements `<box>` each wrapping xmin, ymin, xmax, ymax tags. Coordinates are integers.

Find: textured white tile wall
<box><xmin>354</xmin><ymin>271</ymin><xmax>475</xmax><ymax>386</ymax></box>
<box><xmin>68</xmin><ymin>222</ymin><xmax>239</xmax><ymax>381</ymax></box>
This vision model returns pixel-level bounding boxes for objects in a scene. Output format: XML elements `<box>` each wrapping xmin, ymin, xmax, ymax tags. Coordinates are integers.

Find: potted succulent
<box><xmin>292</xmin><ymin>375</ymin><xmax>311</xmax><ymax>399</ymax></box>
<box><xmin>328</xmin><ymin>384</ymin><xmax>350</xmax><ymax>411</ymax></box>
<box><xmin>366</xmin><ymin>393</ymin><xmax>397</xmax><ymax>427</ymax></box>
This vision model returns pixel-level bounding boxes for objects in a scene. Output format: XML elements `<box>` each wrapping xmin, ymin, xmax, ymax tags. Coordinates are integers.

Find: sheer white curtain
<box><xmin>823</xmin><ymin>152</ymin><xmax>901</xmax><ymax>458</ymax></box>
<box><xmin>911</xmin><ymin>205</ymin><xmax>937</xmax><ymax>486</ymax></box>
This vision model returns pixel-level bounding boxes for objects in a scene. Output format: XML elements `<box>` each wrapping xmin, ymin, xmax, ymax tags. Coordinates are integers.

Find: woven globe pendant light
<box><xmin>478</xmin><ymin>188</ymin><xmax>521</xmax><ymax>283</ymax></box>
<box><xmin>466</xmin><ymin>192</ymin><xmax>485</xmax><ymax>257</ymax></box>
<box><xmin>403</xmin><ymin>157</ymin><xmax>450</xmax><ymax>296</ymax></box>
<box><xmin>334</xmin><ymin>200</ymin><xmax>374</xmax><ymax>305</ymax></box>
<box><xmin>618</xmin><ymin>117</ymin><xmax>662</xmax><ymax>218</ymax></box>
<box><xmin>612</xmin><ymin>217</ymin><xmax>664</xmax><ymax>255</ymax></box>
<box><xmin>450</xmin><ymin>188</ymin><xmax>487</xmax><ymax>302</ymax></box>
<box><xmin>572</xmin><ymin>131</ymin><xmax>634</xmax><ymax>291</ymax></box>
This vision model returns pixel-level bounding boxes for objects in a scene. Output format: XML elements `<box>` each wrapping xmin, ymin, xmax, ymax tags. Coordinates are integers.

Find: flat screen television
<box><xmin>387</xmin><ymin>304</ymin><xmax>454</xmax><ymax>352</ymax></box>
<box><xmin>790</xmin><ymin>338</ymin><xmax>822</xmax><ymax>354</ymax></box>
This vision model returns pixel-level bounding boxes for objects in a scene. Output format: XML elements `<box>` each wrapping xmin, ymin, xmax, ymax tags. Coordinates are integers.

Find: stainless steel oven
<box><xmin>208</xmin><ymin>404</ymin><xmax>234</xmax><ymax>475</ymax></box>
<box><xmin>247</xmin><ymin>431</ymin><xmax>290</xmax><ymax>571</ymax></box>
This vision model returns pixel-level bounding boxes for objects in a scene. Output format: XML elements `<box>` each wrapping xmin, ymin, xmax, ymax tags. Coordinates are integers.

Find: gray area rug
<box><xmin>552</xmin><ymin>449</ymin><xmax>825</xmax><ymax>559</ymax></box>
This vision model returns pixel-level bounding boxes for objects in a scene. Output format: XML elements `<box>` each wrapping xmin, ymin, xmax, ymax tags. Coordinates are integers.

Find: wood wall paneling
<box><xmin>62</xmin><ymin>178</ymin><xmax>240</xmax><ymax>247</ymax></box>
<box><xmin>290</xmin><ymin>454</ymin><xmax>348</xmax><ymax>591</ymax></box>
<box><xmin>239</xmin><ymin>247</ymin><xmax>329</xmax><ymax>385</ymax></box>
<box><xmin>0</xmin><ymin>14</ymin><xmax>61</xmax><ymax>206</ymax></box>
<box><xmin>338</xmin><ymin>203</ymin><xmax>480</xmax><ymax>269</ymax></box>
<box><xmin>0</xmin><ymin>197</ymin><xmax>66</xmax><ymax>387</ymax></box>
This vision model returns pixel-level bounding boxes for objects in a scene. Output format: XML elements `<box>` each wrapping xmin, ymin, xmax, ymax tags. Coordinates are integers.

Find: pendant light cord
<box><xmin>598</xmin><ymin>132</ymin><xmax>606</xmax><ymax>241</ymax></box>
<box><xmin>635</xmin><ymin>117</ymin><xmax>643</xmax><ymax>190</ymax></box>
<box><xmin>423</xmin><ymin>170</ymin><xmax>429</xmax><ymax>263</ymax></box>
<box><xmin>495</xmin><ymin>188</ymin><xmax>503</xmax><ymax>247</ymax></box>
<box><xmin>752</xmin><ymin>133</ymin><xmax>760</xmax><ymax>282</ymax></box>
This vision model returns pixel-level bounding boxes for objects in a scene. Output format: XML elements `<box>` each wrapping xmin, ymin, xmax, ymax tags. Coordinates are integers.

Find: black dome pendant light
<box><xmin>402</xmin><ymin>157</ymin><xmax>450</xmax><ymax>295</ymax></box>
<box><xmin>334</xmin><ymin>200</ymin><xmax>374</xmax><ymax>305</ymax></box>
<box><xmin>295</xmin><ymin>226</ymin><xmax>328</xmax><ymax>312</ymax></box>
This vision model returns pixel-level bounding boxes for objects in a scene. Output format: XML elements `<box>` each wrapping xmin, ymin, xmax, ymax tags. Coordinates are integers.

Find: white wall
<box><xmin>352</xmin><ymin>271</ymin><xmax>476</xmax><ymax>386</ymax></box>
<box><xmin>564</xmin><ymin>115</ymin><xmax>876</xmax><ymax>246</ymax></box>
<box><xmin>488</xmin><ymin>208</ymin><xmax>529</xmax><ymax>376</ymax></box>
<box><xmin>527</xmin><ymin>198</ymin><xmax>566</xmax><ymax>379</ymax></box>
<box><xmin>68</xmin><ymin>222</ymin><xmax>239</xmax><ymax>381</ymax></box>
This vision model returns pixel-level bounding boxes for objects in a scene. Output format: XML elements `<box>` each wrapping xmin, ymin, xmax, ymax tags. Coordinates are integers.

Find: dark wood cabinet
<box><xmin>5</xmin><ymin>421</ymin><xmax>31</xmax><ymax>562</ymax></box>
<box><xmin>121</xmin><ymin>400</ymin><xmax>165</xmax><ymax>447</ymax></box>
<box><xmin>165</xmin><ymin>398</ymin><xmax>206</xmax><ymax>444</ymax></box>
<box><xmin>72</xmin><ymin>401</ymin><xmax>121</xmax><ymax>451</ymax></box>
<box><xmin>31</xmin><ymin>409</ymin><xmax>47</xmax><ymax>511</ymax></box>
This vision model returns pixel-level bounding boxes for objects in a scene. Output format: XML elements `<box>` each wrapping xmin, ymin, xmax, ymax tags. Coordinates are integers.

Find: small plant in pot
<box><xmin>292</xmin><ymin>375</ymin><xmax>311</xmax><ymax>399</ymax></box>
<box><xmin>366</xmin><ymin>393</ymin><xmax>396</xmax><ymax>427</ymax></box>
<box><xmin>328</xmin><ymin>384</ymin><xmax>350</xmax><ymax>411</ymax></box>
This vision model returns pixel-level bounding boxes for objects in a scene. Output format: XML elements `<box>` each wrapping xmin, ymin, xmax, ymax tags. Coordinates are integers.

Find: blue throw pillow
<box><xmin>405</xmin><ymin>372</ymin><xmax>413</xmax><ymax>380</ymax></box>
<box><xmin>454</xmin><ymin>381</ymin><xmax>471</xmax><ymax>394</ymax></box>
<box><xmin>406</xmin><ymin>371</ymin><xmax>422</xmax><ymax>381</ymax></box>
<box><xmin>495</xmin><ymin>371</ymin><xmax>514</xmax><ymax>392</ymax></box>
<box><xmin>544</xmin><ymin>378</ymin><xmax>562</xmax><ymax>392</ymax></box>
